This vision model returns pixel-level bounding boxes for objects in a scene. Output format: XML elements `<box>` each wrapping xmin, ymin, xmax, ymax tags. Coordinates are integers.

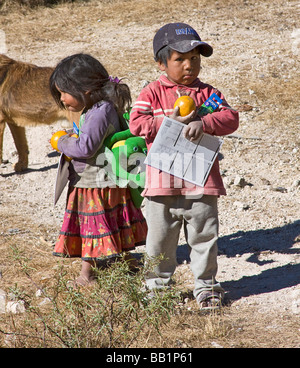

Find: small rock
<box><xmin>4</xmin><ymin>334</ymin><xmax>16</xmax><ymax>348</ymax></box>
<box><xmin>39</xmin><ymin>298</ymin><xmax>52</xmax><ymax>307</ymax></box>
<box><xmin>236</xmin><ymin>104</ymin><xmax>253</xmax><ymax>112</ymax></box>
<box><xmin>234</xmin><ymin>201</ymin><xmax>250</xmax><ymax>210</ymax></box>
<box><xmin>291</xmin><ymin>300</ymin><xmax>300</xmax><ymax>314</ymax></box>
<box><xmin>261</xmin><ymin>178</ymin><xmax>271</xmax><ymax>185</ymax></box>
<box><xmin>35</xmin><ymin>289</ymin><xmax>43</xmax><ymax>297</ymax></box>
<box><xmin>8</xmin><ymin>228</ymin><xmax>20</xmax><ymax>234</ymax></box>
<box><xmin>6</xmin><ymin>301</ymin><xmax>25</xmax><ymax>314</ymax></box>
<box><xmin>291</xmin><ymin>290</ymin><xmax>300</xmax><ymax>314</ymax></box>
<box><xmin>141</xmin><ymin>80</ymin><xmax>150</xmax><ymax>88</ymax></box>
<box><xmin>211</xmin><ymin>341</ymin><xmax>224</xmax><ymax>348</ymax></box>
<box><xmin>271</xmin><ymin>186</ymin><xmax>287</xmax><ymax>193</ymax></box>
<box><xmin>0</xmin><ymin>289</ymin><xmax>6</xmax><ymax>314</ymax></box>
<box><xmin>233</xmin><ymin>176</ymin><xmax>247</xmax><ymax>188</ymax></box>
<box><xmin>223</xmin><ymin>176</ymin><xmax>234</xmax><ymax>186</ymax></box>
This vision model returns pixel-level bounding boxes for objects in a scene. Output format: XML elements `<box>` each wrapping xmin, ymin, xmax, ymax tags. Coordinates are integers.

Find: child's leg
<box><xmin>183</xmin><ymin>195</ymin><xmax>224</xmax><ymax>301</ymax></box>
<box><xmin>75</xmin><ymin>259</ymin><xmax>96</xmax><ymax>286</ymax></box>
<box><xmin>144</xmin><ymin>196</ymin><xmax>182</xmax><ymax>290</ymax></box>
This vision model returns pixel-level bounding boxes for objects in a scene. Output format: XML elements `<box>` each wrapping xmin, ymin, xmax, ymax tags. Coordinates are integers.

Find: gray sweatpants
<box><xmin>144</xmin><ymin>195</ymin><xmax>224</xmax><ymax>300</ymax></box>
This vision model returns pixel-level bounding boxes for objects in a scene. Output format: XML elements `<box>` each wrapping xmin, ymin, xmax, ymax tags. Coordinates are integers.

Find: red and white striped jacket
<box><xmin>129</xmin><ymin>75</ymin><xmax>239</xmax><ymax>197</ymax></box>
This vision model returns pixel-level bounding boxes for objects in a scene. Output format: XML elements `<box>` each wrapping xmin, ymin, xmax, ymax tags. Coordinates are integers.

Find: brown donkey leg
<box><xmin>7</xmin><ymin>123</ymin><xmax>29</xmax><ymax>171</ymax></box>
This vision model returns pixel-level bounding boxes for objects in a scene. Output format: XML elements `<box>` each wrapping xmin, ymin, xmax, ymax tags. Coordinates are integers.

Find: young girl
<box><xmin>50</xmin><ymin>53</ymin><xmax>147</xmax><ymax>286</ymax></box>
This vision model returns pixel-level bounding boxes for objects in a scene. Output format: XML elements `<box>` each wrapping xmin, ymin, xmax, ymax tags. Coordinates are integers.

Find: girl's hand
<box><xmin>183</xmin><ymin>120</ymin><xmax>203</xmax><ymax>142</ymax></box>
<box><xmin>170</xmin><ymin>106</ymin><xmax>196</xmax><ymax>124</ymax></box>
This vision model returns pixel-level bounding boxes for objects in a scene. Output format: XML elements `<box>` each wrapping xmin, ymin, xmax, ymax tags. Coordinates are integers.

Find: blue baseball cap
<box><xmin>153</xmin><ymin>22</ymin><xmax>213</xmax><ymax>59</ymax></box>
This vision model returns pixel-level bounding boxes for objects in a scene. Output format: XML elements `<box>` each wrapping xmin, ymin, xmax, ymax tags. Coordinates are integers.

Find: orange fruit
<box><xmin>174</xmin><ymin>96</ymin><xmax>196</xmax><ymax>116</ymax></box>
<box><xmin>50</xmin><ymin>130</ymin><xmax>67</xmax><ymax>151</ymax></box>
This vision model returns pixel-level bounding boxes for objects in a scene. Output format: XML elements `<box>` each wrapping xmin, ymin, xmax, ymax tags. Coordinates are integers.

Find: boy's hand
<box><xmin>183</xmin><ymin>120</ymin><xmax>203</xmax><ymax>142</ymax></box>
<box><xmin>170</xmin><ymin>106</ymin><xmax>196</xmax><ymax>124</ymax></box>
<box><xmin>170</xmin><ymin>106</ymin><xmax>203</xmax><ymax>141</ymax></box>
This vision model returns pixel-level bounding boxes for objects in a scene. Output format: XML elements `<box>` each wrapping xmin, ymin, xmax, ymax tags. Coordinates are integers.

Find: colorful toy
<box><xmin>103</xmin><ymin>129</ymin><xmax>147</xmax><ymax>208</ymax></box>
<box><xmin>174</xmin><ymin>96</ymin><xmax>196</xmax><ymax>116</ymax></box>
<box><xmin>197</xmin><ymin>93</ymin><xmax>222</xmax><ymax>117</ymax></box>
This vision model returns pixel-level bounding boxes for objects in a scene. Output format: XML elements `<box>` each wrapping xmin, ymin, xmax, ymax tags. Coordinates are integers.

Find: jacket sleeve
<box><xmin>129</xmin><ymin>87</ymin><xmax>162</xmax><ymax>140</ymax></box>
<box><xmin>201</xmin><ymin>90</ymin><xmax>239</xmax><ymax>136</ymax></box>
<box><xmin>57</xmin><ymin>102</ymin><xmax>119</xmax><ymax>159</ymax></box>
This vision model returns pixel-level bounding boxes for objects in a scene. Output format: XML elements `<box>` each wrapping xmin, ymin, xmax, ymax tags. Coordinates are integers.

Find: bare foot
<box><xmin>69</xmin><ymin>260</ymin><xmax>97</xmax><ymax>287</ymax></box>
<box><xmin>75</xmin><ymin>275</ymin><xmax>96</xmax><ymax>287</ymax></box>
<box><xmin>67</xmin><ymin>275</ymin><xmax>96</xmax><ymax>289</ymax></box>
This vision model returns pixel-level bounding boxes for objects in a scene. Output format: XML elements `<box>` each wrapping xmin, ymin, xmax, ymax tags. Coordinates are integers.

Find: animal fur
<box><xmin>0</xmin><ymin>54</ymin><xmax>79</xmax><ymax>171</ymax></box>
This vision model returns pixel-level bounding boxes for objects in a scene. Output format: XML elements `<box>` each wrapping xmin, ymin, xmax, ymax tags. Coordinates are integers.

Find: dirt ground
<box><xmin>0</xmin><ymin>0</ymin><xmax>299</xmax><ymax>348</ymax></box>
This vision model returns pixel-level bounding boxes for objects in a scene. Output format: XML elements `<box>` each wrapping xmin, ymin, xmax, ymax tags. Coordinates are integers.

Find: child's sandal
<box><xmin>197</xmin><ymin>291</ymin><xmax>222</xmax><ymax>311</ymax></box>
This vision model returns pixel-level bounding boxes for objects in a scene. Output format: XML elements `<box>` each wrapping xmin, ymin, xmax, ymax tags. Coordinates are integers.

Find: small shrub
<box><xmin>0</xmin><ymin>251</ymin><xmax>180</xmax><ymax>348</ymax></box>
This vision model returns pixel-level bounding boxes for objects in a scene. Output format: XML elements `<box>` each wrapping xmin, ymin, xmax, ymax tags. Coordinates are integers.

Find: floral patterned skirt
<box><xmin>53</xmin><ymin>186</ymin><xmax>147</xmax><ymax>261</ymax></box>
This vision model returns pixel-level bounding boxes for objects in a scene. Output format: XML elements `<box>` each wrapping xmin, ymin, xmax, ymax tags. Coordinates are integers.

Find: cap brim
<box><xmin>170</xmin><ymin>40</ymin><xmax>213</xmax><ymax>57</ymax></box>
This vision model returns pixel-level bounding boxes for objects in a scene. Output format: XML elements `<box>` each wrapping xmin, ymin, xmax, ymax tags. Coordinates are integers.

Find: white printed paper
<box><xmin>144</xmin><ymin>117</ymin><xmax>223</xmax><ymax>187</ymax></box>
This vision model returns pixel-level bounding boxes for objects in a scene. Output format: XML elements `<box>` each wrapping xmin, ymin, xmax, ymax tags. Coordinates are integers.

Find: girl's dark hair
<box><xmin>50</xmin><ymin>53</ymin><xmax>131</xmax><ymax>115</ymax></box>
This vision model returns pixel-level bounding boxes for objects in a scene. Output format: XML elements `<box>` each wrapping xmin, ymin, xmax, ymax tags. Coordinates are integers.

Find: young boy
<box><xmin>129</xmin><ymin>23</ymin><xmax>239</xmax><ymax>310</ymax></box>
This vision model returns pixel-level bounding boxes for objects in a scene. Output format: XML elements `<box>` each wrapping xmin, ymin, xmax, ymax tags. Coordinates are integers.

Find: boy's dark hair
<box><xmin>154</xmin><ymin>45</ymin><xmax>173</xmax><ymax>64</ymax></box>
<box><xmin>155</xmin><ymin>45</ymin><xmax>202</xmax><ymax>65</ymax></box>
<box><xmin>50</xmin><ymin>53</ymin><xmax>131</xmax><ymax>115</ymax></box>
